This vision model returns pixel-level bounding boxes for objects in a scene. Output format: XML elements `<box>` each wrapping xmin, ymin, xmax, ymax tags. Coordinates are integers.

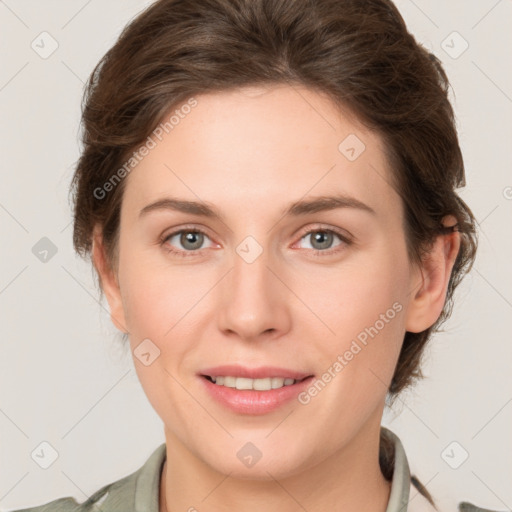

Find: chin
<box><xmin>199</xmin><ymin>441</ymin><xmax>311</xmax><ymax>481</ymax></box>
<box><xmin>215</xmin><ymin>460</ymin><xmax>302</xmax><ymax>481</ymax></box>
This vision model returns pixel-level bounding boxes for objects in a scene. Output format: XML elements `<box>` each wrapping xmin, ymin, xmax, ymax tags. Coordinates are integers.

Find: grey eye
<box><xmin>165</xmin><ymin>230</ymin><xmax>211</xmax><ymax>251</ymax></box>
<box><xmin>300</xmin><ymin>230</ymin><xmax>342</xmax><ymax>251</ymax></box>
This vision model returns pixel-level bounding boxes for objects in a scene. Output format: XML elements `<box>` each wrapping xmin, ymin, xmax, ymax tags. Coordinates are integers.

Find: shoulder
<box><xmin>5</xmin><ymin>480</ymin><xmax>118</xmax><ymax>512</ymax></box>
<box><xmin>4</xmin><ymin>496</ymin><xmax>80</xmax><ymax>512</ymax></box>
<box><xmin>5</xmin><ymin>443</ymin><xmax>167</xmax><ymax>512</ymax></box>
<box><xmin>411</xmin><ymin>478</ymin><xmax>505</xmax><ymax>512</ymax></box>
<box><xmin>410</xmin><ymin>479</ymin><xmax>505</xmax><ymax>512</ymax></box>
<box><xmin>457</xmin><ymin>502</ymin><xmax>507</xmax><ymax>512</ymax></box>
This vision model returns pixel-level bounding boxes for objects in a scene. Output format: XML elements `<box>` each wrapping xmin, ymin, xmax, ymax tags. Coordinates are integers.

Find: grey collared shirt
<box><xmin>7</xmin><ymin>427</ymin><xmax>500</xmax><ymax>512</ymax></box>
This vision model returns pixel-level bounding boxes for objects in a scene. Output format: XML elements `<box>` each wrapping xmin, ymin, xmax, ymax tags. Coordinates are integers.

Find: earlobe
<box><xmin>405</xmin><ymin>218</ymin><xmax>461</xmax><ymax>333</ymax></box>
<box><xmin>92</xmin><ymin>226</ymin><xmax>128</xmax><ymax>334</ymax></box>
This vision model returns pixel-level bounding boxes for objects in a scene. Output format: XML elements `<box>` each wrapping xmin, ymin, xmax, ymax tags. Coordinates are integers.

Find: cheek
<box><xmin>118</xmin><ymin>249</ymin><xmax>222</xmax><ymax>375</ymax></box>
<box><xmin>300</xmin><ymin>238</ymin><xmax>410</xmax><ymax>393</ymax></box>
<box><xmin>311</xmin><ymin>245</ymin><xmax>408</xmax><ymax>333</ymax></box>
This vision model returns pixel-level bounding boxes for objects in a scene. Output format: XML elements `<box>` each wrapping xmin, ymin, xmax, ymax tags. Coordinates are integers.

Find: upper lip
<box><xmin>199</xmin><ymin>364</ymin><xmax>313</xmax><ymax>380</ymax></box>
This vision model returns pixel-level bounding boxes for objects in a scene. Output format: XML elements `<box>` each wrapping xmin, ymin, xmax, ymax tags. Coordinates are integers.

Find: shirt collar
<box><xmin>134</xmin><ymin>441</ymin><xmax>166</xmax><ymax>512</ymax></box>
<box><xmin>382</xmin><ymin>426</ymin><xmax>412</xmax><ymax>512</ymax></box>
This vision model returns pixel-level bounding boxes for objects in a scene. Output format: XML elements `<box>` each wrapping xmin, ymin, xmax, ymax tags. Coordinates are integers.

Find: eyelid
<box><xmin>161</xmin><ymin>223</ymin><xmax>212</xmax><ymax>241</ymax></box>
<box><xmin>294</xmin><ymin>223</ymin><xmax>353</xmax><ymax>244</ymax></box>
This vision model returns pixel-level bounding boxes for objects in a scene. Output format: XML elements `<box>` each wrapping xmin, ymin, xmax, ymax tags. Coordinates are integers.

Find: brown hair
<box><xmin>70</xmin><ymin>1</ymin><xmax>477</xmax><ymax>506</ymax></box>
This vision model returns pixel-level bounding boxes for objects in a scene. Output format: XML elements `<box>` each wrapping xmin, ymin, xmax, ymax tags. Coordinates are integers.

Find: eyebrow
<box><xmin>138</xmin><ymin>194</ymin><xmax>376</xmax><ymax>221</ymax></box>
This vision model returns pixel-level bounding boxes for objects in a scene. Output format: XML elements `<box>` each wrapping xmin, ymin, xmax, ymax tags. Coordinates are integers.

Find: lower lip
<box><xmin>198</xmin><ymin>375</ymin><xmax>315</xmax><ymax>415</ymax></box>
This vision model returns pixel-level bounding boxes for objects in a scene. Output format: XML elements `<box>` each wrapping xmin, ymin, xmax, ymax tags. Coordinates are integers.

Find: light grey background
<box><xmin>0</xmin><ymin>1</ymin><xmax>511</xmax><ymax>510</ymax></box>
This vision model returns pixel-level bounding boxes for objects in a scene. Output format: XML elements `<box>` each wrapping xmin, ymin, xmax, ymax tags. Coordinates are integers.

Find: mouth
<box><xmin>197</xmin><ymin>366</ymin><xmax>315</xmax><ymax>415</ymax></box>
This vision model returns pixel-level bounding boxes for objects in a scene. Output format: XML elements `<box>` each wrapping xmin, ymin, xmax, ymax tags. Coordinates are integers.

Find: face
<box><xmin>98</xmin><ymin>84</ymin><xmax>430</xmax><ymax>479</ymax></box>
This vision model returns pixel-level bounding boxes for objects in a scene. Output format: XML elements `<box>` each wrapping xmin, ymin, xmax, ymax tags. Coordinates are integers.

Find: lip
<box><xmin>197</xmin><ymin>365</ymin><xmax>315</xmax><ymax>415</ymax></box>
<box><xmin>198</xmin><ymin>364</ymin><xmax>312</xmax><ymax>380</ymax></box>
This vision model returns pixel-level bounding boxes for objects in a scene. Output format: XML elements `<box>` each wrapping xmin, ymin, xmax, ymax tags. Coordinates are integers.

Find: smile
<box><xmin>199</xmin><ymin>374</ymin><xmax>315</xmax><ymax>415</ymax></box>
<box><xmin>204</xmin><ymin>375</ymin><xmax>306</xmax><ymax>390</ymax></box>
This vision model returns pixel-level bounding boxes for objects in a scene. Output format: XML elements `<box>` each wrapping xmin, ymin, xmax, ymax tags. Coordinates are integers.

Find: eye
<box><xmin>161</xmin><ymin>227</ymin><xmax>215</xmax><ymax>257</ymax></box>
<box><xmin>295</xmin><ymin>227</ymin><xmax>351</xmax><ymax>255</ymax></box>
<box><xmin>160</xmin><ymin>225</ymin><xmax>352</xmax><ymax>258</ymax></box>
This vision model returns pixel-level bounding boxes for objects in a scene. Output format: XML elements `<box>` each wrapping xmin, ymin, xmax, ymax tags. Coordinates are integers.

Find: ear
<box><xmin>405</xmin><ymin>216</ymin><xmax>461</xmax><ymax>333</ymax></box>
<box><xmin>92</xmin><ymin>225</ymin><xmax>129</xmax><ymax>334</ymax></box>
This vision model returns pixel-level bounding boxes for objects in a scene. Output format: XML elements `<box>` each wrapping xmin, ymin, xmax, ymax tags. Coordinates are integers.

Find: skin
<box><xmin>92</xmin><ymin>84</ymin><xmax>460</xmax><ymax>512</ymax></box>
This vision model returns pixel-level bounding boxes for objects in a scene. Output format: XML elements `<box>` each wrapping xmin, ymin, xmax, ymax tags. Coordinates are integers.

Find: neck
<box><xmin>159</xmin><ymin>421</ymin><xmax>391</xmax><ymax>512</ymax></box>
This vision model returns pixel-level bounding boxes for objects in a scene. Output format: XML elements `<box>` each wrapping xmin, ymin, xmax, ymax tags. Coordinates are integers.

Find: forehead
<box><xmin>121</xmin><ymin>84</ymin><xmax>401</xmax><ymax>223</ymax></box>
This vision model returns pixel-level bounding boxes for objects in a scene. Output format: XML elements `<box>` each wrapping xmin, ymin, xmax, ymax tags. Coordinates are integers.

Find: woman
<box><xmin>9</xmin><ymin>0</ymin><xmax>500</xmax><ymax>511</ymax></box>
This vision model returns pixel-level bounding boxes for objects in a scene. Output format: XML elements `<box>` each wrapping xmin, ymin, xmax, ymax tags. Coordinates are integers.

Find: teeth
<box><xmin>209</xmin><ymin>376</ymin><xmax>297</xmax><ymax>390</ymax></box>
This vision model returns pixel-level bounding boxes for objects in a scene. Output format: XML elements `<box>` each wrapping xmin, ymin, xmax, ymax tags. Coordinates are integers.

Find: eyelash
<box><xmin>159</xmin><ymin>224</ymin><xmax>353</xmax><ymax>259</ymax></box>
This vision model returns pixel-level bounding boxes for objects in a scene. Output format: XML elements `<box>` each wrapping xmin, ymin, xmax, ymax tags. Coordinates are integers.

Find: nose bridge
<box><xmin>233</xmin><ymin>237</ymin><xmax>271</xmax><ymax>297</ymax></box>
<box><xmin>217</xmin><ymin>233</ymin><xmax>290</xmax><ymax>338</ymax></box>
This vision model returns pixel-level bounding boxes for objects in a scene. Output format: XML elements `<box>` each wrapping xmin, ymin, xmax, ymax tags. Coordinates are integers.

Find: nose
<box><xmin>217</xmin><ymin>242</ymin><xmax>292</xmax><ymax>341</ymax></box>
